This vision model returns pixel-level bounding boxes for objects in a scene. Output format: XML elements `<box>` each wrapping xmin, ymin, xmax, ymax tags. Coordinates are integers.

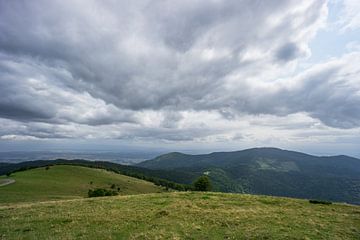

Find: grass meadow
<box><xmin>0</xmin><ymin>192</ymin><xmax>359</xmax><ymax>239</ymax></box>
<box><xmin>0</xmin><ymin>165</ymin><xmax>164</xmax><ymax>204</ymax></box>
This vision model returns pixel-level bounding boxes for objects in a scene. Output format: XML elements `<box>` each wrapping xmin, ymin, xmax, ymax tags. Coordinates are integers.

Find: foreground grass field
<box><xmin>0</xmin><ymin>192</ymin><xmax>359</xmax><ymax>239</ymax></box>
<box><xmin>0</xmin><ymin>165</ymin><xmax>164</xmax><ymax>204</ymax></box>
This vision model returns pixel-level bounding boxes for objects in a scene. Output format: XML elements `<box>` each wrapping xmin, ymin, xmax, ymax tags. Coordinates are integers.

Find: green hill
<box><xmin>137</xmin><ymin>148</ymin><xmax>360</xmax><ymax>204</ymax></box>
<box><xmin>0</xmin><ymin>159</ymin><xmax>194</xmax><ymax>191</ymax></box>
<box><xmin>0</xmin><ymin>165</ymin><xmax>164</xmax><ymax>204</ymax></box>
<box><xmin>0</xmin><ymin>192</ymin><xmax>359</xmax><ymax>239</ymax></box>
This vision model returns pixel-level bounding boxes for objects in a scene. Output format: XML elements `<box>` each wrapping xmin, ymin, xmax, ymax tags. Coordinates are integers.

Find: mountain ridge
<box><xmin>138</xmin><ymin>147</ymin><xmax>360</xmax><ymax>170</ymax></box>
<box><xmin>137</xmin><ymin>147</ymin><xmax>360</xmax><ymax>204</ymax></box>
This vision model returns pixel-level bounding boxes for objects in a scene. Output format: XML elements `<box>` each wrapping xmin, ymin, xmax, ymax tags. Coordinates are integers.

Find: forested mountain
<box><xmin>138</xmin><ymin>148</ymin><xmax>360</xmax><ymax>204</ymax></box>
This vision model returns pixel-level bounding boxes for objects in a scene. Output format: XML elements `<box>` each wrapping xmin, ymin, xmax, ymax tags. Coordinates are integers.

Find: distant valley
<box><xmin>0</xmin><ymin>151</ymin><xmax>162</xmax><ymax>165</ymax></box>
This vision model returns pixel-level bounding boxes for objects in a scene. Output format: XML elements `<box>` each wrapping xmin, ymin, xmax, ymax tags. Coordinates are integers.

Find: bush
<box><xmin>88</xmin><ymin>188</ymin><xmax>118</xmax><ymax>198</ymax></box>
<box><xmin>193</xmin><ymin>175</ymin><xmax>212</xmax><ymax>191</ymax></box>
<box><xmin>309</xmin><ymin>199</ymin><xmax>332</xmax><ymax>205</ymax></box>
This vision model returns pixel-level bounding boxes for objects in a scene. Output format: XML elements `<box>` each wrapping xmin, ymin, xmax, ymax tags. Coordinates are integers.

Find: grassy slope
<box><xmin>0</xmin><ymin>192</ymin><xmax>359</xmax><ymax>239</ymax></box>
<box><xmin>0</xmin><ymin>165</ymin><xmax>164</xmax><ymax>204</ymax></box>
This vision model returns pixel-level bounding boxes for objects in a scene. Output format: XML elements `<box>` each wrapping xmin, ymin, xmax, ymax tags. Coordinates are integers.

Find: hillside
<box><xmin>0</xmin><ymin>159</ymin><xmax>195</xmax><ymax>191</ymax></box>
<box><xmin>0</xmin><ymin>165</ymin><xmax>164</xmax><ymax>204</ymax></box>
<box><xmin>0</xmin><ymin>192</ymin><xmax>359</xmax><ymax>239</ymax></box>
<box><xmin>137</xmin><ymin>148</ymin><xmax>360</xmax><ymax>204</ymax></box>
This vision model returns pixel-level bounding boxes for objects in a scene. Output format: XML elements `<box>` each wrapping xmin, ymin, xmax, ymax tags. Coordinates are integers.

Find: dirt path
<box><xmin>0</xmin><ymin>179</ymin><xmax>15</xmax><ymax>187</ymax></box>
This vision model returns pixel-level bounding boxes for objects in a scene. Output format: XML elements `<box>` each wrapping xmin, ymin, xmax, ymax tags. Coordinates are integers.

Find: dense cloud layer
<box><xmin>0</xmin><ymin>0</ymin><xmax>359</xmax><ymax>145</ymax></box>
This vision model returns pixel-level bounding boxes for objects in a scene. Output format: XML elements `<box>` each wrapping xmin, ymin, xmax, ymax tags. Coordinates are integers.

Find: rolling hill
<box><xmin>0</xmin><ymin>159</ymin><xmax>195</xmax><ymax>191</ymax></box>
<box><xmin>0</xmin><ymin>165</ymin><xmax>164</xmax><ymax>204</ymax></box>
<box><xmin>0</xmin><ymin>192</ymin><xmax>359</xmax><ymax>239</ymax></box>
<box><xmin>137</xmin><ymin>147</ymin><xmax>360</xmax><ymax>204</ymax></box>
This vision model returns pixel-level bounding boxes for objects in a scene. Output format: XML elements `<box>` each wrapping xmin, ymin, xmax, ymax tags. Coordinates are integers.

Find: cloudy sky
<box><xmin>0</xmin><ymin>0</ymin><xmax>359</xmax><ymax>157</ymax></box>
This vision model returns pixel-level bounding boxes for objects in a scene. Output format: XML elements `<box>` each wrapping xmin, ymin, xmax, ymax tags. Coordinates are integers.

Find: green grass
<box><xmin>0</xmin><ymin>192</ymin><xmax>359</xmax><ymax>239</ymax></box>
<box><xmin>0</xmin><ymin>165</ymin><xmax>164</xmax><ymax>204</ymax></box>
<box><xmin>0</xmin><ymin>165</ymin><xmax>359</xmax><ymax>239</ymax></box>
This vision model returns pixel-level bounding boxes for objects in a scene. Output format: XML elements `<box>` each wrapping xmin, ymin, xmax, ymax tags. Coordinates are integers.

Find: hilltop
<box><xmin>0</xmin><ymin>192</ymin><xmax>359</xmax><ymax>239</ymax></box>
<box><xmin>0</xmin><ymin>165</ymin><xmax>164</xmax><ymax>204</ymax></box>
<box><xmin>138</xmin><ymin>147</ymin><xmax>360</xmax><ymax>204</ymax></box>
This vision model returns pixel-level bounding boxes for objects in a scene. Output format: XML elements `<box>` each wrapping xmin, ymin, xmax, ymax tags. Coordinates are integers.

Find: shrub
<box><xmin>309</xmin><ymin>199</ymin><xmax>332</xmax><ymax>205</ymax></box>
<box><xmin>45</xmin><ymin>166</ymin><xmax>50</xmax><ymax>170</ymax></box>
<box><xmin>156</xmin><ymin>210</ymin><xmax>169</xmax><ymax>217</ymax></box>
<box><xmin>193</xmin><ymin>175</ymin><xmax>212</xmax><ymax>191</ymax></box>
<box><xmin>88</xmin><ymin>188</ymin><xmax>118</xmax><ymax>198</ymax></box>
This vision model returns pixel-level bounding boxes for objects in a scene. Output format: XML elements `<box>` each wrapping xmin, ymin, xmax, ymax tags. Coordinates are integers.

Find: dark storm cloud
<box><xmin>276</xmin><ymin>43</ymin><xmax>302</xmax><ymax>61</ymax></box>
<box><xmin>225</xmin><ymin>52</ymin><xmax>360</xmax><ymax>128</ymax></box>
<box><xmin>0</xmin><ymin>53</ymin><xmax>136</xmax><ymax>126</ymax></box>
<box><xmin>0</xmin><ymin>59</ymin><xmax>57</xmax><ymax>121</ymax></box>
<box><xmin>0</xmin><ymin>102</ymin><xmax>53</xmax><ymax>121</ymax></box>
<box><xmin>0</xmin><ymin>0</ymin><xmax>325</xmax><ymax>109</ymax></box>
<box><xmin>0</xmin><ymin>0</ymin><xmax>359</xmax><ymax>142</ymax></box>
<box><xmin>285</xmin><ymin>54</ymin><xmax>360</xmax><ymax>128</ymax></box>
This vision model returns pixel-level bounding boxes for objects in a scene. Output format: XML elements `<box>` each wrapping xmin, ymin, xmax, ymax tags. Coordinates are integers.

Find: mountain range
<box><xmin>137</xmin><ymin>147</ymin><xmax>360</xmax><ymax>204</ymax></box>
<box><xmin>1</xmin><ymin>147</ymin><xmax>359</xmax><ymax>204</ymax></box>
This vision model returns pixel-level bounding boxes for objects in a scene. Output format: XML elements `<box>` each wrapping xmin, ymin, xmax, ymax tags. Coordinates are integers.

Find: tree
<box><xmin>88</xmin><ymin>188</ymin><xmax>118</xmax><ymax>198</ymax></box>
<box><xmin>193</xmin><ymin>175</ymin><xmax>212</xmax><ymax>191</ymax></box>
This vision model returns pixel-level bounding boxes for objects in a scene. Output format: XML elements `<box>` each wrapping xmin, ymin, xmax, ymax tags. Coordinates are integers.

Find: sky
<box><xmin>0</xmin><ymin>0</ymin><xmax>359</xmax><ymax>157</ymax></box>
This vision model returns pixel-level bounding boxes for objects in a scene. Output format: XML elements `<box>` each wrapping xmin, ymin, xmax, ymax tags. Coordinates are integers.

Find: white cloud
<box><xmin>338</xmin><ymin>0</ymin><xmax>360</xmax><ymax>31</ymax></box>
